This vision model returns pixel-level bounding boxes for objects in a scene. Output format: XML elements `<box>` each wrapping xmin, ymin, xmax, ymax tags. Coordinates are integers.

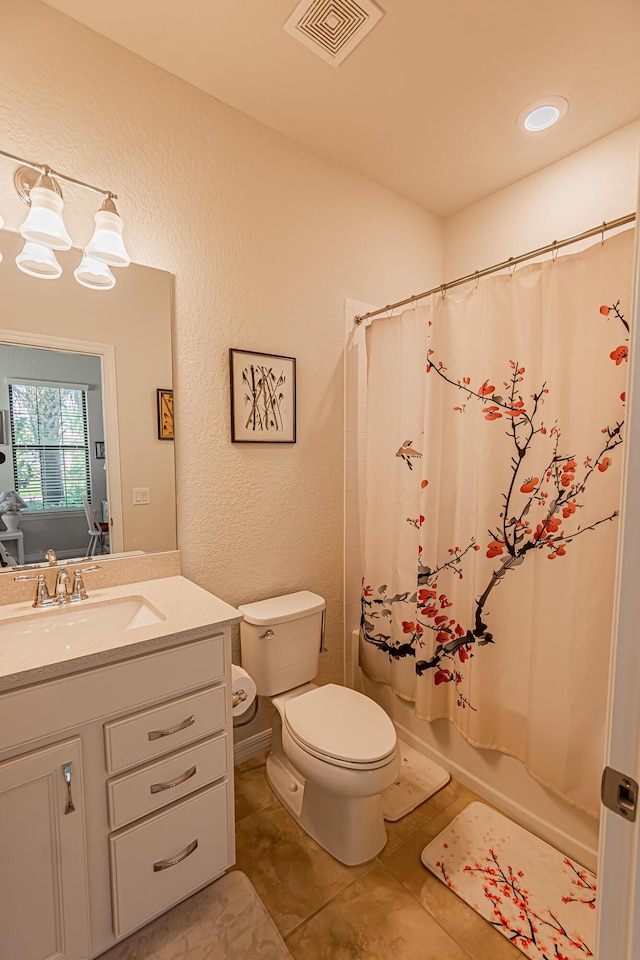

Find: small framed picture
<box><xmin>230</xmin><ymin>349</ymin><xmax>296</xmax><ymax>443</ymax></box>
<box><xmin>157</xmin><ymin>388</ymin><xmax>174</xmax><ymax>440</ymax></box>
<box><xmin>94</xmin><ymin>441</ymin><xmax>105</xmax><ymax>459</ymax></box>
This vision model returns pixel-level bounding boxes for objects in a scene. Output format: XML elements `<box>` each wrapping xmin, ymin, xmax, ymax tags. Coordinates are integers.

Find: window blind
<box><xmin>8</xmin><ymin>381</ymin><xmax>91</xmax><ymax>510</ymax></box>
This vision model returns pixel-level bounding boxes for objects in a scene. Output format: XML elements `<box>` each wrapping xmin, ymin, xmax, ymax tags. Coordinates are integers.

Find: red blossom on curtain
<box><xmin>362</xmin><ymin>300</ymin><xmax>628</xmax><ymax>710</ymax></box>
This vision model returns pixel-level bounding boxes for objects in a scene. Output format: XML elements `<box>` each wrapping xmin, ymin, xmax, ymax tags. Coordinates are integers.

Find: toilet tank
<box><xmin>239</xmin><ymin>591</ymin><xmax>326</xmax><ymax>696</ymax></box>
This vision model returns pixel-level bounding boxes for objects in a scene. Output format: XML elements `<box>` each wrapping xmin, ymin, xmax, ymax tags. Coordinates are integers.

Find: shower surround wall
<box><xmin>345</xmin><ymin>119</ymin><xmax>640</xmax><ymax>870</ymax></box>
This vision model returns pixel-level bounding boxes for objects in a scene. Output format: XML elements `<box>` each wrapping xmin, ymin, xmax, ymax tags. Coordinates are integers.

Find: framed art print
<box><xmin>157</xmin><ymin>388</ymin><xmax>174</xmax><ymax>440</ymax></box>
<box><xmin>230</xmin><ymin>349</ymin><xmax>296</xmax><ymax>443</ymax></box>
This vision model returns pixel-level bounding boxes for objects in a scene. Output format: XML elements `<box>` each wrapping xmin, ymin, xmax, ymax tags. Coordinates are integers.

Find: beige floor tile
<box><xmin>285</xmin><ymin>862</ymin><xmax>472</xmax><ymax>960</ymax></box>
<box><xmin>233</xmin><ymin>801</ymin><xmax>372</xmax><ymax>936</ymax></box>
<box><xmin>383</xmin><ymin>779</ymin><xmax>478</xmax><ymax>854</ymax></box>
<box><xmin>382</xmin><ymin>800</ymin><xmax>521</xmax><ymax>960</ymax></box>
<box><xmin>234</xmin><ymin>753</ymin><xmax>277</xmax><ymax>823</ymax></box>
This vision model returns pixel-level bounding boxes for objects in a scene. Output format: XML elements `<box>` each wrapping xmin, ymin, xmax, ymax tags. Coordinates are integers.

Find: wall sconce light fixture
<box><xmin>0</xmin><ymin>149</ymin><xmax>130</xmax><ymax>291</ymax></box>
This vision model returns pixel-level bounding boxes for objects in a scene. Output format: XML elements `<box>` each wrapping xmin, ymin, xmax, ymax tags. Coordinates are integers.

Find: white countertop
<box><xmin>0</xmin><ymin>575</ymin><xmax>242</xmax><ymax>692</ymax></box>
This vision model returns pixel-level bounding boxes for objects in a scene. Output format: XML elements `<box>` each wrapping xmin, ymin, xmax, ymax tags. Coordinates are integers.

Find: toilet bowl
<box><xmin>239</xmin><ymin>592</ymin><xmax>400</xmax><ymax>865</ymax></box>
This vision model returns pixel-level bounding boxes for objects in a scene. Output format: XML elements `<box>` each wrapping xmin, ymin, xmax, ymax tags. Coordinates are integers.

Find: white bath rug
<box><xmin>421</xmin><ymin>801</ymin><xmax>597</xmax><ymax>960</ymax></box>
<box><xmin>99</xmin><ymin>870</ymin><xmax>292</xmax><ymax>959</ymax></box>
<box><xmin>381</xmin><ymin>739</ymin><xmax>450</xmax><ymax>821</ymax></box>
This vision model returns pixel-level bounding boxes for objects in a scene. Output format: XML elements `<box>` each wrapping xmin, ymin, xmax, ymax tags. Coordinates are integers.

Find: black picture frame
<box><xmin>157</xmin><ymin>388</ymin><xmax>174</xmax><ymax>440</ymax></box>
<box><xmin>94</xmin><ymin>441</ymin><xmax>105</xmax><ymax>459</ymax></box>
<box><xmin>230</xmin><ymin>349</ymin><xmax>296</xmax><ymax>443</ymax></box>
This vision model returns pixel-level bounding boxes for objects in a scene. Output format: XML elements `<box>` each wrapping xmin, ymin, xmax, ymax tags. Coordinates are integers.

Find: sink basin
<box><xmin>0</xmin><ymin>596</ymin><xmax>165</xmax><ymax>659</ymax></box>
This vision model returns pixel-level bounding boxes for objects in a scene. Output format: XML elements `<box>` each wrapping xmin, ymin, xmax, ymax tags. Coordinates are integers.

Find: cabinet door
<box><xmin>0</xmin><ymin>737</ymin><xmax>90</xmax><ymax>960</ymax></box>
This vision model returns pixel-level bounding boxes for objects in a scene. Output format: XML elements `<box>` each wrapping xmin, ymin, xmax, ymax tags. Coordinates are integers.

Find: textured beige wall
<box><xmin>0</xmin><ymin>0</ymin><xmax>442</xmax><ymax>689</ymax></box>
<box><xmin>444</xmin><ymin>120</ymin><xmax>640</xmax><ymax>279</ymax></box>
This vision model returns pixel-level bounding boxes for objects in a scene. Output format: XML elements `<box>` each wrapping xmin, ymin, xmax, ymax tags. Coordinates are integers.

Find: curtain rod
<box><xmin>354</xmin><ymin>212</ymin><xmax>636</xmax><ymax>325</ymax></box>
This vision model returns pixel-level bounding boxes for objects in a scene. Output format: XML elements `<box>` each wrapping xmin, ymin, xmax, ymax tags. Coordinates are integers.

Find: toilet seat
<box><xmin>283</xmin><ymin>684</ymin><xmax>397</xmax><ymax>770</ymax></box>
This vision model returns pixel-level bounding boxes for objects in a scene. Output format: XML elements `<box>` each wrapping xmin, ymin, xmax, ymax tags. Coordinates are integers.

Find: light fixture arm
<box><xmin>0</xmin><ymin>148</ymin><xmax>116</xmax><ymax>200</ymax></box>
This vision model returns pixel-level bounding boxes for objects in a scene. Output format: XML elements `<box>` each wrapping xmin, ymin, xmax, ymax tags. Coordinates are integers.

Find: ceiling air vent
<box><xmin>284</xmin><ymin>0</ymin><xmax>384</xmax><ymax>67</ymax></box>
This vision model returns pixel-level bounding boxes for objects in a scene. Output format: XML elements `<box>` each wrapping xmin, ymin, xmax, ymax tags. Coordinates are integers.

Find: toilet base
<box><xmin>266</xmin><ymin>752</ymin><xmax>389</xmax><ymax>866</ymax></box>
<box><xmin>265</xmin><ymin>752</ymin><xmax>305</xmax><ymax>819</ymax></box>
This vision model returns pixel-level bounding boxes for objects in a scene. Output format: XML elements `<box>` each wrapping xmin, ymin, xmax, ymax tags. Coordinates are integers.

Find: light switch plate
<box><xmin>132</xmin><ymin>487</ymin><xmax>150</xmax><ymax>505</ymax></box>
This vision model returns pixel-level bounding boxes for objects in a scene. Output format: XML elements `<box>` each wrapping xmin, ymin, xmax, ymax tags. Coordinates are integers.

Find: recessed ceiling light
<box><xmin>518</xmin><ymin>96</ymin><xmax>568</xmax><ymax>132</ymax></box>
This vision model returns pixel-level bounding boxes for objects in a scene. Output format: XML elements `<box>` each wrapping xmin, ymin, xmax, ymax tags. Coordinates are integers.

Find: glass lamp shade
<box><xmin>15</xmin><ymin>241</ymin><xmax>62</xmax><ymax>279</ymax></box>
<box><xmin>74</xmin><ymin>253</ymin><xmax>116</xmax><ymax>290</ymax></box>
<box><xmin>20</xmin><ymin>185</ymin><xmax>72</xmax><ymax>250</ymax></box>
<box><xmin>84</xmin><ymin>209</ymin><xmax>130</xmax><ymax>267</ymax></box>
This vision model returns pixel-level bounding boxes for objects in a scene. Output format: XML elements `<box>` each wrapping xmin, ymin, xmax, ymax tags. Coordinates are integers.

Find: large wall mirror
<box><xmin>0</xmin><ymin>231</ymin><xmax>176</xmax><ymax>570</ymax></box>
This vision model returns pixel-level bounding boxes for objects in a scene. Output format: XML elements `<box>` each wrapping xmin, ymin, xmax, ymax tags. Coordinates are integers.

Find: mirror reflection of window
<box><xmin>0</xmin><ymin>344</ymin><xmax>107</xmax><ymax>563</ymax></box>
<box><xmin>9</xmin><ymin>380</ymin><xmax>92</xmax><ymax>510</ymax></box>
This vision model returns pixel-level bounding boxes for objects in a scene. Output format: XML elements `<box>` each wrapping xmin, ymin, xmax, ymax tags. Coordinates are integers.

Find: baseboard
<box><xmin>393</xmin><ymin>720</ymin><xmax>598</xmax><ymax>870</ymax></box>
<box><xmin>234</xmin><ymin>728</ymin><xmax>272</xmax><ymax>766</ymax></box>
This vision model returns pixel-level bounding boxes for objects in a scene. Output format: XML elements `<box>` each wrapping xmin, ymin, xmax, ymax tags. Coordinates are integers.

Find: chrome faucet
<box><xmin>15</xmin><ymin>564</ymin><xmax>100</xmax><ymax>607</ymax></box>
<box><xmin>54</xmin><ymin>567</ymin><xmax>71</xmax><ymax>604</ymax></box>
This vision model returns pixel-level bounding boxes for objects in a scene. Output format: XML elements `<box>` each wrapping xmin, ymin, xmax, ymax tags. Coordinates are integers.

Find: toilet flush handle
<box><xmin>259</xmin><ymin>629</ymin><xmax>275</xmax><ymax>640</ymax></box>
<box><xmin>320</xmin><ymin>607</ymin><xmax>327</xmax><ymax>653</ymax></box>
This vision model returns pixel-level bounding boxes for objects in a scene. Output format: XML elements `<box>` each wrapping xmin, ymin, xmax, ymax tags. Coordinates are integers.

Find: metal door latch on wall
<box><xmin>601</xmin><ymin>766</ymin><xmax>638</xmax><ymax>822</ymax></box>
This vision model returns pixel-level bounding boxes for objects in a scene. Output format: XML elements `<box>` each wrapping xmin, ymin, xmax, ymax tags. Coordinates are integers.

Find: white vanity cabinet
<box><xmin>0</xmin><ymin>737</ymin><xmax>90</xmax><ymax>960</ymax></box>
<box><xmin>0</xmin><ymin>623</ymin><xmax>237</xmax><ymax>960</ymax></box>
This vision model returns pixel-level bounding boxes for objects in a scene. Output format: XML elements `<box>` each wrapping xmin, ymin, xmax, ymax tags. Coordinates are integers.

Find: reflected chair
<box><xmin>81</xmin><ymin>494</ymin><xmax>109</xmax><ymax>556</ymax></box>
<box><xmin>0</xmin><ymin>540</ymin><xmax>16</xmax><ymax>567</ymax></box>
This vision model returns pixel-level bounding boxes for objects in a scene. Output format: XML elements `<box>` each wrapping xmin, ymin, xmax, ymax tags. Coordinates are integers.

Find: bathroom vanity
<box><xmin>0</xmin><ymin>570</ymin><xmax>241</xmax><ymax>960</ymax></box>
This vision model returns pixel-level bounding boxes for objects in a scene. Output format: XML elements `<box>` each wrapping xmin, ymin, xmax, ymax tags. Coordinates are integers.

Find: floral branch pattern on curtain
<box><xmin>364</xmin><ymin>333</ymin><xmax>626</xmax><ymax>706</ymax></box>
<box><xmin>359</xmin><ymin>230</ymin><xmax>634</xmax><ymax>814</ymax></box>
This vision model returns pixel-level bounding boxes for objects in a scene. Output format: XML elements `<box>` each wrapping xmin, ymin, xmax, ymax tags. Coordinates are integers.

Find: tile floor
<box><xmin>233</xmin><ymin>752</ymin><xmax>521</xmax><ymax>960</ymax></box>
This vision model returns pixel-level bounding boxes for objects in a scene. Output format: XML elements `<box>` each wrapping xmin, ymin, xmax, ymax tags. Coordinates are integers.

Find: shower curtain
<box><xmin>360</xmin><ymin>229</ymin><xmax>634</xmax><ymax>816</ymax></box>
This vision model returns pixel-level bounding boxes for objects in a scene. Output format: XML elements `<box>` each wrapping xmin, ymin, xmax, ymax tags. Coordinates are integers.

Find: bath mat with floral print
<box><xmin>421</xmin><ymin>802</ymin><xmax>596</xmax><ymax>960</ymax></box>
<box><xmin>381</xmin><ymin>740</ymin><xmax>450</xmax><ymax>821</ymax></box>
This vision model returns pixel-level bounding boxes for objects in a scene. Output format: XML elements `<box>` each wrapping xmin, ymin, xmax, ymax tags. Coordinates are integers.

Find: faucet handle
<box><xmin>71</xmin><ymin>564</ymin><xmax>100</xmax><ymax>600</ymax></box>
<box><xmin>45</xmin><ymin>549</ymin><xmax>57</xmax><ymax>566</ymax></box>
<box><xmin>14</xmin><ymin>572</ymin><xmax>53</xmax><ymax>608</ymax></box>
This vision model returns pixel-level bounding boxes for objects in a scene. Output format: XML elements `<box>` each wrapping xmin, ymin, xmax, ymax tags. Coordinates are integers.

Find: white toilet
<box><xmin>239</xmin><ymin>590</ymin><xmax>400</xmax><ymax>865</ymax></box>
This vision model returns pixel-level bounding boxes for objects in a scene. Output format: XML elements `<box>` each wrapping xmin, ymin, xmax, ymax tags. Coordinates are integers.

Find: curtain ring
<box><xmin>508</xmin><ymin>257</ymin><xmax>516</xmax><ymax>277</ymax></box>
<box><xmin>474</xmin><ymin>270</ymin><xmax>480</xmax><ymax>290</ymax></box>
<box><xmin>551</xmin><ymin>240</ymin><xmax>558</xmax><ymax>263</ymax></box>
<box><xmin>601</xmin><ymin>221</ymin><xmax>607</xmax><ymax>245</ymax></box>
<box><xmin>440</xmin><ymin>283</ymin><xmax>447</xmax><ymax>300</ymax></box>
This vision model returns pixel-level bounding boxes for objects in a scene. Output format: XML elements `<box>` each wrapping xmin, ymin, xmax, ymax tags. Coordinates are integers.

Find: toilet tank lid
<box><xmin>238</xmin><ymin>591</ymin><xmax>325</xmax><ymax>626</ymax></box>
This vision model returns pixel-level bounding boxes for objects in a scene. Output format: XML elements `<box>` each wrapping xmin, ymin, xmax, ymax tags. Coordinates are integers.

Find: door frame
<box><xmin>597</xmin><ymin>210</ymin><xmax>640</xmax><ymax>956</ymax></box>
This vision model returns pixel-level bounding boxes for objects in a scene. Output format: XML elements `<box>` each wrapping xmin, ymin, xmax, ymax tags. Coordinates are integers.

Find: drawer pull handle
<box><xmin>61</xmin><ymin>761</ymin><xmax>75</xmax><ymax>815</ymax></box>
<box><xmin>153</xmin><ymin>838</ymin><xmax>198</xmax><ymax>872</ymax></box>
<box><xmin>150</xmin><ymin>765</ymin><xmax>197</xmax><ymax>794</ymax></box>
<box><xmin>148</xmin><ymin>715</ymin><xmax>195</xmax><ymax>741</ymax></box>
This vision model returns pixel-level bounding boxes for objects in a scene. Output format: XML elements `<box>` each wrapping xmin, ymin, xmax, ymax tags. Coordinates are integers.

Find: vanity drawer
<box><xmin>0</xmin><ymin>634</ymin><xmax>227</xmax><ymax>757</ymax></box>
<box><xmin>109</xmin><ymin>782</ymin><xmax>230</xmax><ymax>938</ymax></box>
<box><xmin>106</xmin><ymin>733</ymin><xmax>228</xmax><ymax>829</ymax></box>
<box><xmin>104</xmin><ymin>685</ymin><xmax>226</xmax><ymax>774</ymax></box>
